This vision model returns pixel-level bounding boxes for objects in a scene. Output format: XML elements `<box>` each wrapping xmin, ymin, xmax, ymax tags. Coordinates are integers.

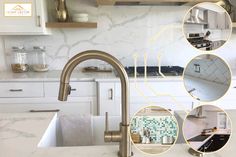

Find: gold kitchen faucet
<box><xmin>58</xmin><ymin>50</ymin><xmax>132</xmax><ymax>157</ymax></box>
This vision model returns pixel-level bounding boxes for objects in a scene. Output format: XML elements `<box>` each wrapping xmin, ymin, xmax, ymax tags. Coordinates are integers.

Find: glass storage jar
<box><xmin>11</xmin><ymin>46</ymin><xmax>29</xmax><ymax>73</ymax></box>
<box><xmin>32</xmin><ymin>46</ymin><xmax>49</xmax><ymax>72</ymax></box>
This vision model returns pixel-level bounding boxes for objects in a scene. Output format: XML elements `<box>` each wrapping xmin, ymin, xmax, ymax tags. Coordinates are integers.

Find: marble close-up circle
<box><xmin>183</xmin><ymin>54</ymin><xmax>231</xmax><ymax>102</ymax></box>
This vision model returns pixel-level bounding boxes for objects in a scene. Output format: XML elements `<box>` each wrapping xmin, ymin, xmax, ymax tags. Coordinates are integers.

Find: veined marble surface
<box><xmin>0</xmin><ymin>0</ymin><xmax>236</xmax><ymax>72</ymax></box>
<box><xmin>0</xmin><ymin>112</ymin><xmax>56</xmax><ymax>157</ymax></box>
<box><xmin>0</xmin><ymin>111</ymin><xmax>235</xmax><ymax>157</ymax></box>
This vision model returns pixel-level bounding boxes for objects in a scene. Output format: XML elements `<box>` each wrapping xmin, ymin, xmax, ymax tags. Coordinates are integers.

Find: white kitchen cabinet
<box><xmin>216</xmin><ymin>13</ymin><xmax>226</xmax><ymax>29</ymax></box>
<box><xmin>0</xmin><ymin>0</ymin><xmax>50</xmax><ymax>35</ymax></box>
<box><xmin>116</xmin><ymin>81</ymin><xmax>194</xmax><ymax>114</ymax></box>
<box><xmin>97</xmin><ymin>81</ymin><xmax>195</xmax><ymax>116</ymax></box>
<box><xmin>44</xmin><ymin>82</ymin><xmax>96</xmax><ymax>97</ymax></box>
<box><xmin>225</xmin><ymin>12</ymin><xmax>231</xmax><ymax>29</ymax></box>
<box><xmin>0</xmin><ymin>81</ymin><xmax>97</xmax><ymax>115</ymax></box>
<box><xmin>97</xmin><ymin>82</ymin><xmax>120</xmax><ymax>116</ymax></box>
<box><xmin>207</xmin><ymin>11</ymin><xmax>229</xmax><ymax>30</ymax></box>
<box><xmin>207</xmin><ymin>10</ymin><xmax>217</xmax><ymax>29</ymax></box>
<box><xmin>0</xmin><ymin>82</ymin><xmax>44</xmax><ymax>98</ymax></box>
<box><xmin>212</xmin><ymin>40</ymin><xmax>226</xmax><ymax>49</ymax></box>
<box><xmin>218</xmin><ymin>12</ymin><xmax>231</xmax><ymax>29</ymax></box>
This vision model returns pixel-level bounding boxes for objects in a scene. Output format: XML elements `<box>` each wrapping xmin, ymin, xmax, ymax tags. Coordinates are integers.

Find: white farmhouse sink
<box><xmin>38</xmin><ymin>112</ymin><xmax>185</xmax><ymax>147</ymax></box>
<box><xmin>38</xmin><ymin>114</ymin><xmax>121</xmax><ymax>147</ymax></box>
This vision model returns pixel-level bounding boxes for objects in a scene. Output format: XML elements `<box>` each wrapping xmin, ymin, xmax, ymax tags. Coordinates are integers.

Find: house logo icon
<box><xmin>12</xmin><ymin>5</ymin><xmax>25</xmax><ymax>11</ymax></box>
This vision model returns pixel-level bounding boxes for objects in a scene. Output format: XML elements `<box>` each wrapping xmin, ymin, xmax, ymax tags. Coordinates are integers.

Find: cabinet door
<box><xmin>0</xmin><ymin>0</ymin><xmax>49</xmax><ymax>35</ymax></box>
<box><xmin>216</xmin><ymin>13</ymin><xmax>226</xmax><ymax>29</ymax></box>
<box><xmin>0</xmin><ymin>82</ymin><xmax>44</xmax><ymax>98</ymax></box>
<box><xmin>98</xmin><ymin>82</ymin><xmax>120</xmax><ymax>116</ymax></box>
<box><xmin>116</xmin><ymin>82</ymin><xmax>189</xmax><ymax>98</ymax></box>
<box><xmin>44</xmin><ymin>82</ymin><xmax>96</xmax><ymax>97</ymax></box>
<box><xmin>207</xmin><ymin>10</ymin><xmax>217</xmax><ymax>29</ymax></box>
<box><xmin>225</xmin><ymin>13</ymin><xmax>231</xmax><ymax>29</ymax></box>
<box><xmin>204</xmin><ymin>135</ymin><xmax>229</xmax><ymax>152</ymax></box>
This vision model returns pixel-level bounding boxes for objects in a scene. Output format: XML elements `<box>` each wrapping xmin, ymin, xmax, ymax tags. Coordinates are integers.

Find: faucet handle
<box><xmin>105</xmin><ymin>112</ymin><xmax>109</xmax><ymax>132</ymax></box>
<box><xmin>104</xmin><ymin>112</ymin><xmax>121</xmax><ymax>143</ymax></box>
<box><xmin>104</xmin><ymin>112</ymin><xmax>112</xmax><ymax>142</ymax></box>
<box><xmin>67</xmin><ymin>85</ymin><xmax>72</xmax><ymax>95</ymax></box>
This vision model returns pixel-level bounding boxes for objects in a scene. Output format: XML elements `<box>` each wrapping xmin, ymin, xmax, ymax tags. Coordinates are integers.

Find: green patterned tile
<box><xmin>131</xmin><ymin>116</ymin><xmax>178</xmax><ymax>143</ymax></box>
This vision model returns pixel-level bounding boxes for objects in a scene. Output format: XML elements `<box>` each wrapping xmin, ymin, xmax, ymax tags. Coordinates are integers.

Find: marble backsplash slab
<box><xmin>0</xmin><ymin>0</ymin><xmax>235</xmax><ymax>71</ymax></box>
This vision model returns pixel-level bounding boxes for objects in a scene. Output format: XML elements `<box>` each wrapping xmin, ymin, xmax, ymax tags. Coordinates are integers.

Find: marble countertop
<box><xmin>0</xmin><ymin>112</ymin><xmax>56</xmax><ymax>157</ymax></box>
<box><xmin>0</xmin><ymin>110</ymin><xmax>236</xmax><ymax>157</ymax></box>
<box><xmin>135</xmin><ymin>143</ymin><xmax>172</xmax><ymax>146</ymax></box>
<box><xmin>0</xmin><ymin>70</ymin><xmax>235</xmax><ymax>82</ymax></box>
<box><xmin>0</xmin><ymin>70</ymin><xmax>183</xmax><ymax>82</ymax></box>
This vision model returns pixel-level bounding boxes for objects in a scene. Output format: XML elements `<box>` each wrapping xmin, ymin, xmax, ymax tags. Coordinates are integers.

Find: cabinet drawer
<box><xmin>44</xmin><ymin>82</ymin><xmax>96</xmax><ymax>97</ymax></box>
<box><xmin>116</xmin><ymin>82</ymin><xmax>188</xmax><ymax>97</ymax></box>
<box><xmin>0</xmin><ymin>82</ymin><xmax>44</xmax><ymax>98</ymax></box>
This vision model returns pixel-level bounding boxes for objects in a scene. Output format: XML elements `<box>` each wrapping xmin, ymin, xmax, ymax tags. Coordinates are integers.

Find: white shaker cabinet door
<box><xmin>0</xmin><ymin>0</ymin><xmax>50</xmax><ymax>35</ymax></box>
<box><xmin>98</xmin><ymin>82</ymin><xmax>120</xmax><ymax>116</ymax></box>
<box><xmin>207</xmin><ymin>10</ymin><xmax>217</xmax><ymax>29</ymax></box>
<box><xmin>216</xmin><ymin>13</ymin><xmax>226</xmax><ymax>29</ymax></box>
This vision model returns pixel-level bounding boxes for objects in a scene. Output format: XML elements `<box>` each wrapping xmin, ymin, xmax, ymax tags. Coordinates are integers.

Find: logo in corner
<box><xmin>4</xmin><ymin>3</ymin><xmax>32</xmax><ymax>17</ymax></box>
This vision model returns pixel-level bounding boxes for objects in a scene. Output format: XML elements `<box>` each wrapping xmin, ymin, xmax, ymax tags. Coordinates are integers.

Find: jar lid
<box><xmin>72</xmin><ymin>13</ymin><xmax>88</xmax><ymax>18</ymax></box>
<box><xmin>33</xmin><ymin>46</ymin><xmax>46</xmax><ymax>51</ymax></box>
<box><xmin>12</xmin><ymin>46</ymin><xmax>25</xmax><ymax>50</ymax></box>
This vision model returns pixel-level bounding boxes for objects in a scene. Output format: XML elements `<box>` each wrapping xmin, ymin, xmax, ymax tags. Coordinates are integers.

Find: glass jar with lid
<box><xmin>11</xmin><ymin>46</ymin><xmax>29</xmax><ymax>73</ymax></box>
<box><xmin>32</xmin><ymin>46</ymin><xmax>49</xmax><ymax>72</ymax></box>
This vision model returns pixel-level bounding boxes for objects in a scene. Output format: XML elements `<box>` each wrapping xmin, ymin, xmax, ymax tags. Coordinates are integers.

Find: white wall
<box><xmin>0</xmin><ymin>0</ymin><xmax>235</xmax><ymax>71</ymax></box>
<box><xmin>183</xmin><ymin>118</ymin><xmax>207</xmax><ymax>139</ymax></box>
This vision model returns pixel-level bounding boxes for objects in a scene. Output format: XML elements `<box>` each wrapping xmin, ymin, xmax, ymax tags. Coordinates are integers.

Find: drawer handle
<box><xmin>109</xmin><ymin>88</ymin><xmax>113</xmax><ymax>100</ymax></box>
<box><xmin>37</xmin><ymin>15</ymin><xmax>41</xmax><ymax>27</ymax></box>
<box><xmin>71</xmin><ymin>88</ymin><xmax>77</xmax><ymax>91</ymax></box>
<box><xmin>9</xmin><ymin>89</ymin><xmax>23</xmax><ymax>92</ymax></box>
<box><xmin>30</xmin><ymin>109</ymin><xmax>60</xmax><ymax>113</ymax></box>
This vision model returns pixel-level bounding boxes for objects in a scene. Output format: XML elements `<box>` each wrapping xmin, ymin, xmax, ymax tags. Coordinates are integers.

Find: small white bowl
<box><xmin>72</xmin><ymin>13</ymin><xmax>88</xmax><ymax>18</ymax></box>
<box><xmin>72</xmin><ymin>17</ymin><xmax>89</xmax><ymax>22</ymax></box>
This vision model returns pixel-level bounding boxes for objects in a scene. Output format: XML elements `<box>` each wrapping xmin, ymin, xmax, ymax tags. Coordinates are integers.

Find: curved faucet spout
<box><xmin>58</xmin><ymin>50</ymin><xmax>129</xmax><ymax>125</ymax></box>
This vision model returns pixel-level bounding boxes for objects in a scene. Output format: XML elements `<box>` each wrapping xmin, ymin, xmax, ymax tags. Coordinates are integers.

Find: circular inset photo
<box><xmin>183</xmin><ymin>2</ymin><xmax>232</xmax><ymax>51</ymax></box>
<box><xmin>130</xmin><ymin>106</ymin><xmax>178</xmax><ymax>155</ymax></box>
<box><xmin>183</xmin><ymin>54</ymin><xmax>231</xmax><ymax>102</ymax></box>
<box><xmin>183</xmin><ymin>105</ymin><xmax>231</xmax><ymax>154</ymax></box>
